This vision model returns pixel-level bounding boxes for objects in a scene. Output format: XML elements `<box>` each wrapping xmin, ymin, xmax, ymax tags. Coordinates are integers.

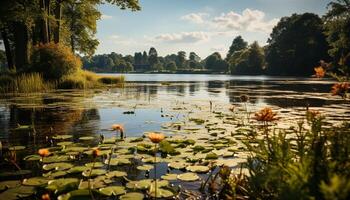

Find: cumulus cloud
<box><xmin>181</xmin><ymin>13</ymin><xmax>209</xmax><ymax>24</ymax></box>
<box><xmin>212</xmin><ymin>9</ymin><xmax>279</xmax><ymax>33</ymax></box>
<box><xmin>101</xmin><ymin>14</ymin><xmax>113</xmax><ymax>20</ymax></box>
<box><xmin>154</xmin><ymin>32</ymin><xmax>210</xmax><ymax>43</ymax></box>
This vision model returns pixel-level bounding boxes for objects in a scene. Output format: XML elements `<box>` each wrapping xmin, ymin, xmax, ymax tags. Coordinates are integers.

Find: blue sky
<box><xmin>96</xmin><ymin>0</ymin><xmax>332</xmax><ymax>58</ymax></box>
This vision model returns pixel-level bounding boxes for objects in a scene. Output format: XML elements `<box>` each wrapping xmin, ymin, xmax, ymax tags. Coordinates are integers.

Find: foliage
<box><xmin>324</xmin><ymin>0</ymin><xmax>350</xmax><ymax>74</ymax></box>
<box><xmin>265</xmin><ymin>13</ymin><xmax>329</xmax><ymax>76</ymax></box>
<box><xmin>226</xmin><ymin>36</ymin><xmax>248</xmax><ymax>61</ymax></box>
<box><xmin>30</xmin><ymin>43</ymin><xmax>82</xmax><ymax>80</ymax></box>
<box><xmin>205</xmin><ymin>52</ymin><xmax>229</xmax><ymax>72</ymax></box>
<box><xmin>244</xmin><ymin>117</ymin><xmax>350</xmax><ymax>199</ymax></box>
<box><xmin>0</xmin><ymin>73</ymin><xmax>53</xmax><ymax>93</ymax></box>
<box><xmin>229</xmin><ymin>41</ymin><xmax>265</xmax><ymax>75</ymax></box>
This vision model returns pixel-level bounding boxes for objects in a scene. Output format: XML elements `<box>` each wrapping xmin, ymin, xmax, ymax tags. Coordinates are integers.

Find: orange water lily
<box><xmin>254</xmin><ymin>107</ymin><xmax>278</xmax><ymax>122</ymax></box>
<box><xmin>92</xmin><ymin>148</ymin><xmax>100</xmax><ymax>158</ymax></box>
<box><xmin>111</xmin><ymin>124</ymin><xmax>124</xmax><ymax>131</ymax></box>
<box><xmin>41</xmin><ymin>193</ymin><xmax>50</xmax><ymax>200</ymax></box>
<box><xmin>38</xmin><ymin>148</ymin><xmax>50</xmax><ymax>157</ymax></box>
<box><xmin>314</xmin><ymin>66</ymin><xmax>325</xmax><ymax>78</ymax></box>
<box><xmin>148</xmin><ymin>132</ymin><xmax>165</xmax><ymax>144</ymax></box>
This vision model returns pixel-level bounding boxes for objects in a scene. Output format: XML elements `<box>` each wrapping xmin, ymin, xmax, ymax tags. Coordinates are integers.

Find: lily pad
<box><xmin>136</xmin><ymin>165</ymin><xmax>154</xmax><ymax>171</ymax></box>
<box><xmin>43</xmin><ymin>171</ymin><xmax>67</xmax><ymax>178</ymax></box>
<box><xmin>67</xmin><ymin>166</ymin><xmax>89</xmax><ymax>174</ymax></box>
<box><xmin>177</xmin><ymin>173</ymin><xmax>200</xmax><ymax>182</ymax></box>
<box><xmin>0</xmin><ymin>180</ymin><xmax>21</xmax><ymax>191</ymax></box>
<box><xmin>57</xmin><ymin>142</ymin><xmax>74</xmax><ymax>146</ymax></box>
<box><xmin>186</xmin><ymin>165</ymin><xmax>210</xmax><ymax>173</ymax></box>
<box><xmin>85</xmin><ymin>162</ymin><xmax>104</xmax><ymax>168</ymax></box>
<box><xmin>120</xmin><ymin>192</ymin><xmax>144</xmax><ymax>200</ymax></box>
<box><xmin>107</xmin><ymin>158</ymin><xmax>131</xmax><ymax>166</ymax></box>
<box><xmin>82</xmin><ymin>169</ymin><xmax>107</xmax><ymax>177</ymax></box>
<box><xmin>79</xmin><ymin>136</ymin><xmax>95</xmax><ymax>141</ymax></box>
<box><xmin>22</xmin><ymin>177</ymin><xmax>49</xmax><ymax>186</ymax></box>
<box><xmin>57</xmin><ymin>189</ymin><xmax>91</xmax><ymax>200</ymax></box>
<box><xmin>161</xmin><ymin>173</ymin><xmax>178</xmax><ymax>180</ymax></box>
<box><xmin>126</xmin><ymin>179</ymin><xmax>153</xmax><ymax>190</ymax></box>
<box><xmin>43</xmin><ymin>162</ymin><xmax>73</xmax><ymax>171</ymax></box>
<box><xmin>8</xmin><ymin>146</ymin><xmax>26</xmax><ymax>151</ymax></box>
<box><xmin>168</xmin><ymin>162</ymin><xmax>187</xmax><ymax>169</ymax></box>
<box><xmin>106</xmin><ymin>170</ymin><xmax>127</xmax><ymax>178</ymax></box>
<box><xmin>47</xmin><ymin>178</ymin><xmax>79</xmax><ymax>194</ymax></box>
<box><xmin>0</xmin><ymin>186</ymin><xmax>35</xmax><ymax>200</ymax></box>
<box><xmin>53</xmin><ymin>135</ymin><xmax>73</xmax><ymax>140</ymax></box>
<box><xmin>43</xmin><ymin>155</ymin><xmax>70</xmax><ymax>163</ymax></box>
<box><xmin>149</xmin><ymin>187</ymin><xmax>174</xmax><ymax>198</ymax></box>
<box><xmin>23</xmin><ymin>155</ymin><xmax>41</xmax><ymax>161</ymax></box>
<box><xmin>99</xmin><ymin>186</ymin><xmax>126</xmax><ymax>196</ymax></box>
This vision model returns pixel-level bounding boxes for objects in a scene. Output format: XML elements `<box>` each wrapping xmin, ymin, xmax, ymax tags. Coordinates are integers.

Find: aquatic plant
<box><xmin>314</xmin><ymin>66</ymin><xmax>326</xmax><ymax>78</ymax></box>
<box><xmin>112</xmin><ymin>124</ymin><xmax>125</xmax><ymax>139</ymax></box>
<box><xmin>331</xmin><ymin>82</ymin><xmax>349</xmax><ymax>98</ymax></box>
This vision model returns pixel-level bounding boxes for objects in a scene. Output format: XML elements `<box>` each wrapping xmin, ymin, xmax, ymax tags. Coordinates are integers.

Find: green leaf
<box><xmin>22</xmin><ymin>177</ymin><xmax>49</xmax><ymax>186</ymax></box>
<box><xmin>99</xmin><ymin>186</ymin><xmax>126</xmax><ymax>196</ymax></box>
<box><xmin>120</xmin><ymin>192</ymin><xmax>144</xmax><ymax>200</ymax></box>
<box><xmin>177</xmin><ymin>173</ymin><xmax>200</xmax><ymax>182</ymax></box>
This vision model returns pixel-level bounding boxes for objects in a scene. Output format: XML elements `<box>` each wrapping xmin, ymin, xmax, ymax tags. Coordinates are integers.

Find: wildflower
<box><xmin>240</xmin><ymin>95</ymin><xmax>249</xmax><ymax>102</ymax></box>
<box><xmin>314</xmin><ymin>66</ymin><xmax>325</xmax><ymax>78</ymax></box>
<box><xmin>253</xmin><ymin>107</ymin><xmax>278</xmax><ymax>122</ymax></box>
<box><xmin>92</xmin><ymin>148</ymin><xmax>100</xmax><ymax>158</ymax></box>
<box><xmin>331</xmin><ymin>82</ymin><xmax>349</xmax><ymax>98</ymax></box>
<box><xmin>148</xmin><ymin>132</ymin><xmax>165</xmax><ymax>144</ymax></box>
<box><xmin>42</xmin><ymin>193</ymin><xmax>50</xmax><ymax>200</ymax></box>
<box><xmin>38</xmin><ymin>148</ymin><xmax>50</xmax><ymax>157</ymax></box>
<box><xmin>306</xmin><ymin>109</ymin><xmax>321</xmax><ymax>122</ymax></box>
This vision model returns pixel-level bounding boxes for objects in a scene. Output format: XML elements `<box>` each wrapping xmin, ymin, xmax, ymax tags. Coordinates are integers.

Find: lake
<box><xmin>0</xmin><ymin>74</ymin><xmax>349</xmax><ymax>199</ymax></box>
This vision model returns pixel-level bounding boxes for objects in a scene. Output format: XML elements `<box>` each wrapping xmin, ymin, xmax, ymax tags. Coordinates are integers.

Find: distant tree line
<box><xmin>83</xmin><ymin>1</ymin><xmax>349</xmax><ymax>76</ymax></box>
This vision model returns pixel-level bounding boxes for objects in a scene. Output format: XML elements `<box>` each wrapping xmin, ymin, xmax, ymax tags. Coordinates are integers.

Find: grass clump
<box><xmin>0</xmin><ymin>73</ymin><xmax>53</xmax><ymax>93</ymax></box>
<box><xmin>98</xmin><ymin>75</ymin><xmax>125</xmax><ymax>85</ymax></box>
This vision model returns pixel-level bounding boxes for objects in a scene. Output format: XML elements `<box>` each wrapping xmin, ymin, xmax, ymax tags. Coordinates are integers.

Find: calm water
<box><xmin>0</xmin><ymin>74</ymin><xmax>348</xmax><ymax>151</ymax></box>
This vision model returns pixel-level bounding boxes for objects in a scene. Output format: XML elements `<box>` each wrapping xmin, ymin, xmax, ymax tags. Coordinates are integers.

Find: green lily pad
<box><xmin>106</xmin><ymin>170</ymin><xmax>127</xmax><ymax>178</ymax></box>
<box><xmin>43</xmin><ymin>162</ymin><xmax>73</xmax><ymax>171</ymax></box>
<box><xmin>120</xmin><ymin>192</ymin><xmax>144</xmax><ymax>200</ymax></box>
<box><xmin>85</xmin><ymin>162</ymin><xmax>104</xmax><ymax>168</ymax></box>
<box><xmin>52</xmin><ymin>135</ymin><xmax>73</xmax><ymax>140</ymax></box>
<box><xmin>43</xmin><ymin>155</ymin><xmax>70</xmax><ymax>163</ymax></box>
<box><xmin>57</xmin><ymin>189</ymin><xmax>91</xmax><ymax>200</ymax></box>
<box><xmin>8</xmin><ymin>146</ymin><xmax>26</xmax><ymax>151</ymax></box>
<box><xmin>43</xmin><ymin>171</ymin><xmax>67</xmax><ymax>178</ymax></box>
<box><xmin>57</xmin><ymin>141</ymin><xmax>74</xmax><ymax>146</ymax></box>
<box><xmin>99</xmin><ymin>186</ymin><xmax>126</xmax><ymax>196</ymax></box>
<box><xmin>79</xmin><ymin>136</ymin><xmax>95</xmax><ymax>141</ymax></box>
<box><xmin>82</xmin><ymin>169</ymin><xmax>107</xmax><ymax>177</ymax></box>
<box><xmin>168</xmin><ymin>162</ymin><xmax>187</xmax><ymax>169</ymax></box>
<box><xmin>47</xmin><ymin>178</ymin><xmax>79</xmax><ymax>194</ymax></box>
<box><xmin>0</xmin><ymin>186</ymin><xmax>35</xmax><ymax>199</ymax></box>
<box><xmin>107</xmin><ymin>158</ymin><xmax>131</xmax><ymax>166</ymax></box>
<box><xmin>22</xmin><ymin>177</ymin><xmax>49</xmax><ymax>186</ymax></box>
<box><xmin>161</xmin><ymin>173</ymin><xmax>178</xmax><ymax>180</ymax></box>
<box><xmin>0</xmin><ymin>170</ymin><xmax>32</xmax><ymax>178</ymax></box>
<box><xmin>126</xmin><ymin>179</ymin><xmax>153</xmax><ymax>190</ymax></box>
<box><xmin>64</xmin><ymin>146</ymin><xmax>88</xmax><ymax>153</ymax></box>
<box><xmin>177</xmin><ymin>173</ymin><xmax>200</xmax><ymax>182</ymax></box>
<box><xmin>137</xmin><ymin>165</ymin><xmax>154</xmax><ymax>171</ymax></box>
<box><xmin>0</xmin><ymin>180</ymin><xmax>21</xmax><ymax>191</ymax></box>
<box><xmin>186</xmin><ymin>165</ymin><xmax>210</xmax><ymax>173</ymax></box>
<box><xmin>205</xmin><ymin>152</ymin><xmax>218</xmax><ymax>160</ymax></box>
<box><xmin>67</xmin><ymin>166</ymin><xmax>89</xmax><ymax>174</ymax></box>
<box><xmin>23</xmin><ymin>154</ymin><xmax>41</xmax><ymax>161</ymax></box>
<box><xmin>149</xmin><ymin>187</ymin><xmax>174</xmax><ymax>198</ymax></box>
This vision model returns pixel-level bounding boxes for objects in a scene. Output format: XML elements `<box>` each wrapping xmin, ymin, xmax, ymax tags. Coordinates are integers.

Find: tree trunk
<box><xmin>1</xmin><ymin>29</ymin><xmax>14</xmax><ymax>70</ymax></box>
<box><xmin>45</xmin><ymin>0</ymin><xmax>51</xmax><ymax>42</ymax></box>
<box><xmin>53</xmin><ymin>1</ymin><xmax>61</xmax><ymax>43</ymax></box>
<box><xmin>13</xmin><ymin>22</ymin><xmax>29</xmax><ymax>70</ymax></box>
<box><xmin>40</xmin><ymin>0</ymin><xmax>49</xmax><ymax>43</ymax></box>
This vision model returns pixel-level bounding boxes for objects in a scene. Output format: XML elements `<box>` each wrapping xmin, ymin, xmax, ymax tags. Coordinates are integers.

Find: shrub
<box><xmin>30</xmin><ymin>43</ymin><xmax>82</xmax><ymax>80</ymax></box>
<box><xmin>98</xmin><ymin>75</ymin><xmax>125</xmax><ymax>84</ymax></box>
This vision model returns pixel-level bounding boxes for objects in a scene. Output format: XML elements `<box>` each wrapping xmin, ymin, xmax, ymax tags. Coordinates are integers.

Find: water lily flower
<box><xmin>92</xmin><ymin>148</ymin><xmax>100</xmax><ymax>158</ymax></box>
<box><xmin>148</xmin><ymin>132</ymin><xmax>165</xmax><ymax>144</ymax></box>
<box><xmin>331</xmin><ymin>82</ymin><xmax>349</xmax><ymax>98</ymax></box>
<box><xmin>38</xmin><ymin>148</ymin><xmax>50</xmax><ymax>157</ymax></box>
<box><xmin>112</xmin><ymin>124</ymin><xmax>125</xmax><ymax>139</ymax></box>
<box><xmin>253</xmin><ymin>107</ymin><xmax>278</xmax><ymax>122</ymax></box>
<box><xmin>314</xmin><ymin>66</ymin><xmax>325</xmax><ymax>78</ymax></box>
<box><xmin>42</xmin><ymin>193</ymin><xmax>50</xmax><ymax>200</ymax></box>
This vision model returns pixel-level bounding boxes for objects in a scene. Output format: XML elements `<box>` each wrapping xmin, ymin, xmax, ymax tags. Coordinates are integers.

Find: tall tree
<box><xmin>226</xmin><ymin>36</ymin><xmax>248</xmax><ymax>61</ymax></box>
<box><xmin>148</xmin><ymin>47</ymin><xmax>158</xmax><ymax>69</ymax></box>
<box><xmin>324</xmin><ymin>0</ymin><xmax>350</xmax><ymax>70</ymax></box>
<box><xmin>177</xmin><ymin>51</ymin><xmax>186</xmax><ymax>69</ymax></box>
<box><xmin>205</xmin><ymin>52</ymin><xmax>229</xmax><ymax>72</ymax></box>
<box><xmin>266</xmin><ymin>13</ymin><xmax>329</xmax><ymax>76</ymax></box>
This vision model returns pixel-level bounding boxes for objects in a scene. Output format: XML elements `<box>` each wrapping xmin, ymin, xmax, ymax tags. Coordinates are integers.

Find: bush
<box><xmin>98</xmin><ymin>75</ymin><xmax>125</xmax><ymax>84</ymax></box>
<box><xmin>30</xmin><ymin>43</ymin><xmax>82</xmax><ymax>80</ymax></box>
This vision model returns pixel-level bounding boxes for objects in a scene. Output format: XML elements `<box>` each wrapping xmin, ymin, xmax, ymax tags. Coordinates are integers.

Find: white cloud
<box><xmin>154</xmin><ymin>32</ymin><xmax>210</xmax><ymax>43</ymax></box>
<box><xmin>181</xmin><ymin>13</ymin><xmax>209</xmax><ymax>24</ymax></box>
<box><xmin>101</xmin><ymin>14</ymin><xmax>113</xmax><ymax>20</ymax></box>
<box><xmin>212</xmin><ymin>9</ymin><xmax>279</xmax><ymax>33</ymax></box>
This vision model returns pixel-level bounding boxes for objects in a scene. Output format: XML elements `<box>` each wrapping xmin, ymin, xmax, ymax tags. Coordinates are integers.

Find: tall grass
<box><xmin>0</xmin><ymin>73</ymin><xmax>54</xmax><ymax>93</ymax></box>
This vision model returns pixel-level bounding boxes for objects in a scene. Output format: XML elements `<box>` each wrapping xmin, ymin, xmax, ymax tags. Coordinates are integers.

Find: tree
<box><xmin>226</xmin><ymin>36</ymin><xmax>248</xmax><ymax>61</ymax></box>
<box><xmin>142</xmin><ymin>51</ymin><xmax>148</xmax><ymax>65</ymax></box>
<box><xmin>166</xmin><ymin>61</ymin><xmax>177</xmax><ymax>71</ymax></box>
<box><xmin>265</xmin><ymin>13</ymin><xmax>329</xmax><ymax>76</ymax></box>
<box><xmin>148</xmin><ymin>47</ymin><xmax>158</xmax><ymax>69</ymax></box>
<box><xmin>230</xmin><ymin>41</ymin><xmax>265</xmax><ymax>75</ymax></box>
<box><xmin>177</xmin><ymin>51</ymin><xmax>186</xmax><ymax>69</ymax></box>
<box><xmin>324</xmin><ymin>0</ymin><xmax>350</xmax><ymax>70</ymax></box>
<box><xmin>205</xmin><ymin>52</ymin><xmax>229</xmax><ymax>72</ymax></box>
<box><xmin>134</xmin><ymin>52</ymin><xmax>142</xmax><ymax>65</ymax></box>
